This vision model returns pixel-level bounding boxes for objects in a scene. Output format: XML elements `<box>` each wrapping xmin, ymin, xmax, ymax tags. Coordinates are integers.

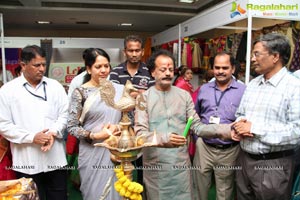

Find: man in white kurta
<box><xmin>0</xmin><ymin>45</ymin><xmax>68</xmax><ymax>200</ymax></box>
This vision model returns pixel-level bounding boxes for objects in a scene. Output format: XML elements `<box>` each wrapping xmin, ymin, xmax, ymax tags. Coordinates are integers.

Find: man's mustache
<box><xmin>162</xmin><ymin>77</ymin><xmax>172</xmax><ymax>80</ymax></box>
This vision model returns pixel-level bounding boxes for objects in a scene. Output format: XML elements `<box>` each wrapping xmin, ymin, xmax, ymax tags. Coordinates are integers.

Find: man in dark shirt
<box><xmin>109</xmin><ymin>35</ymin><xmax>154</xmax><ymax>94</ymax></box>
<box><xmin>109</xmin><ymin>35</ymin><xmax>154</xmax><ymax>186</ymax></box>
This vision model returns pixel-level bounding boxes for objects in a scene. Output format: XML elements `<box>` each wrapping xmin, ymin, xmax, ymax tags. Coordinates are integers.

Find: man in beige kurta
<box><xmin>134</xmin><ymin>49</ymin><xmax>231</xmax><ymax>200</ymax></box>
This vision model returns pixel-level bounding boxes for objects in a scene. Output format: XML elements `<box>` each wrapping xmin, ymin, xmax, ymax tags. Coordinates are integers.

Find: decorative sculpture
<box><xmin>94</xmin><ymin>79</ymin><xmax>156</xmax><ymax>200</ymax></box>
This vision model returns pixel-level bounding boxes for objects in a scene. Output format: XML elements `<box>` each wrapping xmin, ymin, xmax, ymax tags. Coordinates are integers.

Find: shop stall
<box><xmin>152</xmin><ymin>0</ymin><xmax>300</xmax><ymax>84</ymax></box>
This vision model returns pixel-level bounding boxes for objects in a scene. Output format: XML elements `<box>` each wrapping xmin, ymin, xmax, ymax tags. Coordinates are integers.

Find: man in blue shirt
<box><xmin>194</xmin><ymin>52</ymin><xmax>246</xmax><ymax>200</ymax></box>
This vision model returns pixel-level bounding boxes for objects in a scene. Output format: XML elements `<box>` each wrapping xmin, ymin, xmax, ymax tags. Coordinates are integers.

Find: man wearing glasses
<box><xmin>0</xmin><ymin>45</ymin><xmax>68</xmax><ymax>200</ymax></box>
<box><xmin>231</xmin><ymin>33</ymin><xmax>300</xmax><ymax>200</ymax></box>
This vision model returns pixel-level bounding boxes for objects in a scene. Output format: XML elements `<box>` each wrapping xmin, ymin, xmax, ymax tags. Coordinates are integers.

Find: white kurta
<box><xmin>0</xmin><ymin>74</ymin><xmax>68</xmax><ymax>174</ymax></box>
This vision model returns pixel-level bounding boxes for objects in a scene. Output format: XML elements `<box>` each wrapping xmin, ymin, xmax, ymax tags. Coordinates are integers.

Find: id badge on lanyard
<box><xmin>209</xmin><ymin>115</ymin><xmax>220</xmax><ymax>124</ymax></box>
<box><xmin>209</xmin><ymin>89</ymin><xmax>225</xmax><ymax>124</ymax></box>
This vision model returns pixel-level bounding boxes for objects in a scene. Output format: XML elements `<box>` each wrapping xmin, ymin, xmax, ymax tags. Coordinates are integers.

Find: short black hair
<box><xmin>213</xmin><ymin>51</ymin><xmax>235</xmax><ymax>67</ymax></box>
<box><xmin>147</xmin><ymin>49</ymin><xmax>175</xmax><ymax>73</ymax></box>
<box><xmin>82</xmin><ymin>48</ymin><xmax>110</xmax><ymax>84</ymax></box>
<box><xmin>124</xmin><ymin>35</ymin><xmax>144</xmax><ymax>48</ymax></box>
<box><xmin>20</xmin><ymin>45</ymin><xmax>46</xmax><ymax>63</ymax></box>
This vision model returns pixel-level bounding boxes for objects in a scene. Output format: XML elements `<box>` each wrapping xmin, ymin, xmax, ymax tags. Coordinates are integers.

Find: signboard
<box><xmin>48</xmin><ymin>62</ymin><xmax>120</xmax><ymax>85</ymax></box>
<box><xmin>247</xmin><ymin>0</ymin><xmax>299</xmax><ymax>19</ymax></box>
<box><xmin>48</xmin><ymin>63</ymin><xmax>84</xmax><ymax>84</ymax></box>
<box><xmin>180</xmin><ymin>0</ymin><xmax>248</xmax><ymax>38</ymax></box>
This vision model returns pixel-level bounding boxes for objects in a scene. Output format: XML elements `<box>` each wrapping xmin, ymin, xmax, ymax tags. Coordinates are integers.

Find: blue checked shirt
<box><xmin>236</xmin><ymin>67</ymin><xmax>300</xmax><ymax>154</ymax></box>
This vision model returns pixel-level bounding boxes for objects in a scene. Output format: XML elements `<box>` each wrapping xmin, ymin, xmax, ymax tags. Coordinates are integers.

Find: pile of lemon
<box><xmin>114</xmin><ymin>165</ymin><xmax>143</xmax><ymax>200</ymax></box>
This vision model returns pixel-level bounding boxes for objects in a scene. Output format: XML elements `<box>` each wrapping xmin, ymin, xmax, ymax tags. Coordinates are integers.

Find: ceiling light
<box><xmin>118</xmin><ymin>23</ymin><xmax>133</xmax><ymax>27</ymax></box>
<box><xmin>36</xmin><ymin>21</ymin><xmax>52</xmax><ymax>24</ymax></box>
<box><xmin>76</xmin><ymin>21</ymin><xmax>89</xmax><ymax>24</ymax></box>
<box><xmin>178</xmin><ymin>0</ymin><xmax>195</xmax><ymax>3</ymax></box>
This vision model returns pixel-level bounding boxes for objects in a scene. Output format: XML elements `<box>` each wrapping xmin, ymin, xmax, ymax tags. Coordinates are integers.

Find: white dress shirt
<box><xmin>0</xmin><ymin>74</ymin><xmax>68</xmax><ymax>174</ymax></box>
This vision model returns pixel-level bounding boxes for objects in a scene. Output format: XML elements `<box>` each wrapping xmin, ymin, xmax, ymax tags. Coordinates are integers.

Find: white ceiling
<box><xmin>0</xmin><ymin>0</ymin><xmax>226</xmax><ymax>37</ymax></box>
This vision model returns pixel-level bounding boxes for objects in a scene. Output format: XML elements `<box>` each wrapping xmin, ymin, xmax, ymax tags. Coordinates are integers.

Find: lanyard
<box><xmin>214</xmin><ymin>88</ymin><xmax>226</xmax><ymax>112</ymax></box>
<box><xmin>23</xmin><ymin>82</ymin><xmax>47</xmax><ymax>101</ymax></box>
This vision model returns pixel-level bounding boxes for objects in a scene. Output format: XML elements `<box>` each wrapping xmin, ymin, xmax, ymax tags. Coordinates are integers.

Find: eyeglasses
<box><xmin>252</xmin><ymin>51</ymin><xmax>270</xmax><ymax>58</ymax></box>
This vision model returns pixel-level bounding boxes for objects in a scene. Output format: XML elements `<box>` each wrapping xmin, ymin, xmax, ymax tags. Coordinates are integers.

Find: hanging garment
<box><xmin>290</xmin><ymin>36</ymin><xmax>300</xmax><ymax>71</ymax></box>
<box><xmin>142</xmin><ymin>37</ymin><xmax>152</xmax><ymax>63</ymax></box>
<box><xmin>202</xmin><ymin>41</ymin><xmax>210</xmax><ymax>70</ymax></box>
<box><xmin>286</xmin><ymin>27</ymin><xmax>295</xmax><ymax>68</ymax></box>
<box><xmin>231</xmin><ymin>33</ymin><xmax>243</xmax><ymax>59</ymax></box>
<box><xmin>214</xmin><ymin>35</ymin><xmax>227</xmax><ymax>53</ymax></box>
<box><xmin>186</xmin><ymin>43</ymin><xmax>193</xmax><ymax>68</ymax></box>
<box><xmin>192</xmin><ymin>41</ymin><xmax>202</xmax><ymax>69</ymax></box>
<box><xmin>226</xmin><ymin>34</ymin><xmax>233</xmax><ymax>52</ymax></box>
<box><xmin>173</xmin><ymin>42</ymin><xmax>178</xmax><ymax>66</ymax></box>
<box><xmin>181</xmin><ymin>43</ymin><xmax>187</xmax><ymax>66</ymax></box>
<box><xmin>235</xmin><ymin>32</ymin><xmax>247</xmax><ymax>62</ymax></box>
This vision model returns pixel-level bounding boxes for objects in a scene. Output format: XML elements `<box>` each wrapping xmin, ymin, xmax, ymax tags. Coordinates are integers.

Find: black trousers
<box><xmin>134</xmin><ymin>156</ymin><xmax>143</xmax><ymax>185</ymax></box>
<box><xmin>16</xmin><ymin>169</ymin><xmax>67</xmax><ymax>200</ymax></box>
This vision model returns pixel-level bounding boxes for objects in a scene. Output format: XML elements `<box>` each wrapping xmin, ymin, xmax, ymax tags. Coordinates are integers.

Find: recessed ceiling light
<box><xmin>178</xmin><ymin>0</ymin><xmax>195</xmax><ymax>3</ymax></box>
<box><xmin>76</xmin><ymin>21</ymin><xmax>89</xmax><ymax>24</ymax></box>
<box><xmin>118</xmin><ymin>23</ymin><xmax>133</xmax><ymax>27</ymax></box>
<box><xmin>36</xmin><ymin>21</ymin><xmax>52</xmax><ymax>24</ymax></box>
<box><xmin>165</xmin><ymin>24</ymin><xmax>175</xmax><ymax>28</ymax></box>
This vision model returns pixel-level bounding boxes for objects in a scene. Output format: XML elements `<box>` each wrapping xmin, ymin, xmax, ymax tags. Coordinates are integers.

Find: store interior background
<box><xmin>0</xmin><ymin>0</ymin><xmax>299</xmax><ymax>88</ymax></box>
